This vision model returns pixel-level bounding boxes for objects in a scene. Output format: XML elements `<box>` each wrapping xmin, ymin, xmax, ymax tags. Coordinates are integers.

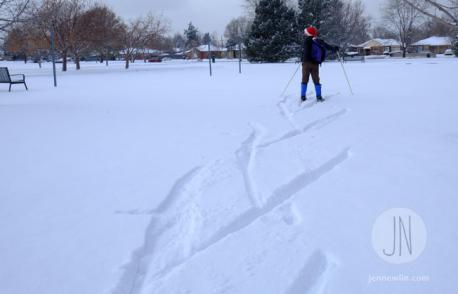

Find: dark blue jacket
<box><xmin>302</xmin><ymin>36</ymin><xmax>337</xmax><ymax>64</ymax></box>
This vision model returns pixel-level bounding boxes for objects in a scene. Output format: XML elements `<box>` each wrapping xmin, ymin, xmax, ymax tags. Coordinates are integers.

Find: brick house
<box><xmin>356</xmin><ymin>39</ymin><xmax>401</xmax><ymax>56</ymax></box>
<box><xmin>186</xmin><ymin>45</ymin><xmax>227</xmax><ymax>59</ymax></box>
<box><xmin>411</xmin><ymin>36</ymin><xmax>453</xmax><ymax>54</ymax></box>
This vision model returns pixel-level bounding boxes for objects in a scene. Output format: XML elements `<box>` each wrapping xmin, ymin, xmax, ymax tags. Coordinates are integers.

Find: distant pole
<box><xmin>208</xmin><ymin>41</ymin><xmax>212</xmax><ymax>77</ymax></box>
<box><xmin>50</xmin><ymin>25</ymin><xmax>57</xmax><ymax>87</ymax></box>
<box><xmin>238</xmin><ymin>42</ymin><xmax>242</xmax><ymax>74</ymax></box>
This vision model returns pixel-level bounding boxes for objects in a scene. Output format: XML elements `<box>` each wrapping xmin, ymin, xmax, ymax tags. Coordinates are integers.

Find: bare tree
<box><xmin>172</xmin><ymin>33</ymin><xmax>186</xmax><ymax>51</ymax></box>
<box><xmin>0</xmin><ymin>0</ymin><xmax>31</xmax><ymax>34</ymax></box>
<box><xmin>417</xmin><ymin>17</ymin><xmax>457</xmax><ymax>38</ymax></box>
<box><xmin>153</xmin><ymin>35</ymin><xmax>175</xmax><ymax>52</ymax></box>
<box><xmin>83</xmin><ymin>5</ymin><xmax>124</xmax><ymax>66</ymax></box>
<box><xmin>211</xmin><ymin>31</ymin><xmax>221</xmax><ymax>46</ymax></box>
<box><xmin>4</xmin><ymin>25</ymin><xmax>29</xmax><ymax>61</ymax></box>
<box><xmin>403</xmin><ymin>0</ymin><xmax>458</xmax><ymax>27</ymax></box>
<box><xmin>36</xmin><ymin>0</ymin><xmax>87</xmax><ymax>71</ymax></box>
<box><xmin>4</xmin><ymin>19</ymin><xmax>48</xmax><ymax>65</ymax></box>
<box><xmin>121</xmin><ymin>13</ymin><xmax>169</xmax><ymax>69</ymax></box>
<box><xmin>383</xmin><ymin>0</ymin><xmax>425</xmax><ymax>57</ymax></box>
<box><xmin>224</xmin><ymin>16</ymin><xmax>250</xmax><ymax>47</ymax></box>
<box><xmin>336</xmin><ymin>0</ymin><xmax>372</xmax><ymax>48</ymax></box>
<box><xmin>372</xmin><ymin>25</ymin><xmax>399</xmax><ymax>39</ymax></box>
<box><xmin>453</xmin><ymin>36</ymin><xmax>458</xmax><ymax>55</ymax></box>
<box><xmin>120</xmin><ymin>19</ymin><xmax>143</xmax><ymax>68</ymax></box>
<box><xmin>66</xmin><ymin>0</ymin><xmax>90</xmax><ymax>70</ymax></box>
<box><xmin>34</xmin><ymin>2</ymin><xmax>124</xmax><ymax>69</ymax></box>
<box><xmin>144</xmin><ymin>13</ymin><xmax>170</xmax><ymax>49</ymax></box>
<box><xmin>69</xmin><ymin>2</ymin><xmax>127</xmax><ymax>69</ymax></box>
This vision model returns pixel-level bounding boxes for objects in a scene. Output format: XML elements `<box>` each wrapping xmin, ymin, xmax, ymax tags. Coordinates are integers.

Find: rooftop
<box><xmin>412</xmin><ymin>36</ymin><xmax>452</xmax><ymax>46</ymax></box>
<box><xmin>357</xmin><ymin>38</ymin><xmax>401</xmax><ymax>48</ymax></box>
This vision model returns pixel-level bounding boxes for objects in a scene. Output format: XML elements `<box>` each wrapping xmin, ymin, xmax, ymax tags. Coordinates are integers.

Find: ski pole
<box><xmin>337</xmin><ymin>51</ymin><xmax>354</xmax><ymax>95</ymax></box>
<box><xmin>280</xmin><ymin>62</ymin><xmax>301</xmax><ymax>97</ymax></box>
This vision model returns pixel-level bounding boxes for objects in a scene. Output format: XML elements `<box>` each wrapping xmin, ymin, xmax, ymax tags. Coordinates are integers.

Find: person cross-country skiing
<box><xmin>301</xmin><ymin>26</ymin><xmax>339</xmax><ymax>102</ymax></box>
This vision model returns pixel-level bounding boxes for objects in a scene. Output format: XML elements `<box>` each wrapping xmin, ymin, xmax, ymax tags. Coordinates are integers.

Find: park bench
<box><xmin>0</xmin><ymin>67</ymin><xmax>28</xmax><ymax>92</ymax></box>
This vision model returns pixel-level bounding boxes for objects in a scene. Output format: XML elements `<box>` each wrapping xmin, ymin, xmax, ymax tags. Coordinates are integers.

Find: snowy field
<box><xmin>1</xmin><ymin>57</ymin><xmax>457</xmax><ymax>294</ymax></box>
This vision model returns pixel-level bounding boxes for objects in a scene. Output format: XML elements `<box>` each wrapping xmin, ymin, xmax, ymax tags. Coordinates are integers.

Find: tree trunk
<box><xmin>402</xmin><ymin>47</ymin><xmax>407</xmax><ymax>58</ymax></box>
<box><xmin>62</xmin><ymin>50</ymin><xmax>68</xmax><ymax>72</ymax></box>
<box><xmin>125</xmin><ymin>56</ymin><xmax>130</xmax><ymax>69</ymax></box>
<box><xmin>105</xmin><ymin>49</ymin><xmax>109</xmax><ymax>66</ymax></box>
<box><xmin>75</xmin><ymin>55</ymin><xmax>81</xmax><ymax>70</ymax></box>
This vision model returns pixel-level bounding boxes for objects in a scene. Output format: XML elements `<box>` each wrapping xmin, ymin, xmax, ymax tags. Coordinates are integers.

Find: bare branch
<box><xmin>403</xmin><ymin>0</ymin><xmax>458</xmax><ymax>27</ymax></box>
<box><xmin>0</xmin><ymin>0</ymin><xmax>31</xmax><ymax>33</ymax></box>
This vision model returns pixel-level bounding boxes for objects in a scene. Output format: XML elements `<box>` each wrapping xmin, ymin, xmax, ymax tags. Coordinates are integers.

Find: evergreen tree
<box><xmin>202</xmin><ymin>33</ymin><xmax>211</xmax><ymax>45</ymax></box>
<box><xmin>296</xmin><ymin>0</ymin><xmax>370</xmax><ymax>52</ymax></box>
<box><xmin>184</xmin><ymin>22</ymin><xmax>200</xmax><ymax>49</ymax></box>
<box><xmin>297</xmin><ymin>0</ymin><xmax>343</xmax><ymax>42</ymax></box>
<box><xmin>245</xmin><ymin>0</ymin><xmax>296</xmax><ymax>62</ymax></box>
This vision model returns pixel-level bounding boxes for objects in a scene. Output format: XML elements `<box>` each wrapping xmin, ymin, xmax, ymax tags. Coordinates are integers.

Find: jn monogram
<box><xmin>383</xmin><ymin>215</ymin><xmax>413</xmax><ymax>257</ymax></box>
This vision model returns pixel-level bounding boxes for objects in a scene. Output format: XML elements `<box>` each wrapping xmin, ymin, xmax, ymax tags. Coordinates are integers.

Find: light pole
<box><xmin>208</xmin><ymin>39</ymin><xmax>212</xmax><ymax>77</ymax></box>
<box><xmin>238</xmin><ymin>42</ymin><xmax>242</xmax><ymax>74</ymax></box>
<box><xmin>50</xmin><ymin>25</ymin><xmax>57</xmax><ymax>87</ymax></box>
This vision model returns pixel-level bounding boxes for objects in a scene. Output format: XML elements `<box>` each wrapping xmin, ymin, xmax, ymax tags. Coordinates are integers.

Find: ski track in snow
<box><xmin>152</xmin><ymin>167</ymin><xmax>204</xmax><ymax>213</ymax></box>
<box><xmin>280</xmin><ymin>202</ymin><xmax>303</xmax><ymax>226</ymax></box>
<box><xmin>114</xmin><ymin>209</ymin><xmax>157</xmax><ymax>216</ymax></box>
<box><xmin>112</xmin><ymin>164</ymin><xmax>217</xmax><ymax>294</ymax></box>
<box><xmin>139</xmin><ymin>147</ymin><xmax>350</xmax><ymax>291</ymax></box>
<box><xmin>259</xmin><ymin>109</ymin><xmax>348</xmax><ymax>149</ymax></box>
<box><xmin>285</xmin><ymin>250</ymin><xmax>337</xmax><ymax>294</ymax></box>
<box><xmin>236</xmin><ymin>123</ymin><xmax>267</xmax><ymax>208</ymax></box>
<box><xmin>277</xmin><ymin>95</ymin><xmax>301</xmax><ymax>131</ymax></box>
<box><xmin>195</xmin><ymin>147</ymin><xmax>350</xmax><ymax>264</ymax></box>
<box><xmin>113</xmin><ymin>92</ymin><xmax>349</xmax><ymax>294</ymax></box>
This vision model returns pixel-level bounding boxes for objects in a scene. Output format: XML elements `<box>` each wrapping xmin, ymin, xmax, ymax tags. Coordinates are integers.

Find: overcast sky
<box><xmin>105</xmin><ymin>0</ymin><xmax>385</xmax><ymax>36</ymax></box>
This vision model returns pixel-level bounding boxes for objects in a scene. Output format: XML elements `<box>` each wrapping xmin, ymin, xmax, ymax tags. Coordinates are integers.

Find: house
<box><xmin>356</xmin><ymin>39</ymin><xmax>401</xmax><ymax>56</ymax></box>
<box><xmin>186</xmin><ymin>45</ymin><xmax>227</xmax><ymax>60</ymax></box>
<box><xmin>226</xmin><ymin>45</ymin><xmax>247</xmax><ymax>59</ymax></box>
<box><xmin>411</xmin><ymin>36</ymin><xmax>452</xmax><ymax>54</ymax></box>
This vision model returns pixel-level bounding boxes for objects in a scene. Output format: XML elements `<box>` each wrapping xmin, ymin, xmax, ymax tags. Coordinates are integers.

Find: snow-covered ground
<box><xmin>1</xmin><ymin>57</ymin><xmax>457</xmax><ymax>294</ymax></box>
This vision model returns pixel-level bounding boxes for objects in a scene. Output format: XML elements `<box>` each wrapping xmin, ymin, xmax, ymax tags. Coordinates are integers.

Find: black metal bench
<box><xmin>0</xmin><ymin>67</ymin><xmax>28</xmax><ymax>92</ymax></box>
